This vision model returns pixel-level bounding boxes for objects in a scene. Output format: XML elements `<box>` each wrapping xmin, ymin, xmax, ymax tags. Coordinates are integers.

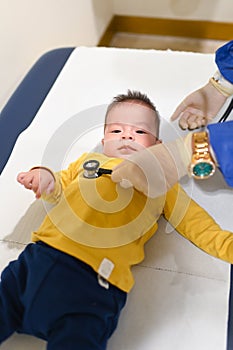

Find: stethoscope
<box><xmin>83</xmin><ymin>160</ymin><xmax>112</xmax><ymax>178</ymax></box>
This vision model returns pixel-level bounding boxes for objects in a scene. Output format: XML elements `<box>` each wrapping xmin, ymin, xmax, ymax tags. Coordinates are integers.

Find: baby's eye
<box><xmin>111</xmin><ymin>129</ymin><xmax>121</xmax><ymax>133</ymax></box>
<box><xmin>136</xmin><ymin>130</ymin><xmax>147</xmax><ymax>134</ymax></box>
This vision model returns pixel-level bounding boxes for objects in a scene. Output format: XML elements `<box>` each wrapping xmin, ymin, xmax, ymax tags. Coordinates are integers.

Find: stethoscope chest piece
<box><xmin>83</xmin><ymin>160</ymin><xmax>100</xmax><ymax>178</ymax></box>
<box><xmin>83</xmin><ymin>159</ymin><xmax>112</xmax><ymax>179</ymax></box>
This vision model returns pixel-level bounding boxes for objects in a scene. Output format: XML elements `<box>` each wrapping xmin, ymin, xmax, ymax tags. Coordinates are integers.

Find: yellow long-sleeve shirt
<box><xmin>32</xmin><ymin>153</ymin><xmax>233</xmax><ymax>292</ymax></box>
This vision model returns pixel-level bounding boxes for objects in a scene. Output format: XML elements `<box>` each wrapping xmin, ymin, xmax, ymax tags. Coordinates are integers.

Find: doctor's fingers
<box><xmin>178</xmin><ymin>109</ymin><xmax>206</xmax><ymax>130</ymax></box>
<box><xmin>112</xmin><ymin>163</ymin><xmax>148</xmax><ymax>192</ymax></box>
<box><xmin>170</xmin><ymin>100</ymin><xmax>188</xmax><ymax>121</ymax></box>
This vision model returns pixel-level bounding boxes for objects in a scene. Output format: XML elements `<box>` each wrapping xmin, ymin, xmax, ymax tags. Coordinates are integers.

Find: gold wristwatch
<box><xmin>189</xmin><ymin>131</ymin><xmax>216</xmax><ymax>179</ymax></box>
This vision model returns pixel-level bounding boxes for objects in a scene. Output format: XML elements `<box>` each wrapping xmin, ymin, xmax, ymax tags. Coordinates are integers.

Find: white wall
<box><xmin>1</xmin><ymin>0</ymin><xmax>233</xmax><ymax>111</ymax></box>
<box><xmin>0</xmin><ymin>0</ymin><xmax>113</xmax><ymax>110</ymax></box>
<box><xmin>113</xmin><ymin>0</ymin><xmax>233</xmax><ymax>22</ymax></box>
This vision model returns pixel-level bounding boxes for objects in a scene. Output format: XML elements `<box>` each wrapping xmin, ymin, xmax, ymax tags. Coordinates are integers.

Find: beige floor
<box><xmin>109</xmin><ymin>32</ymin><xmax>227</xmax><ymax>53</ymax></box>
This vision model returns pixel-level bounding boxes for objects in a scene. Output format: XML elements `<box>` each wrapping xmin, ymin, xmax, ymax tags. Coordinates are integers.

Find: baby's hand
<box><xmin>17</xmin><ymin>168</ymin><xmax>55</xmax><ymax>199</ymax></box>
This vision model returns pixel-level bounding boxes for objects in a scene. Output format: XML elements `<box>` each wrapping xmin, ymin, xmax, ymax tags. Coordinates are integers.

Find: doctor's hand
<box><xmin>170</xmin><ymin>82</ymin><xmax>227</xmax><ymax>130</ymax></box>
<box><xmin>111</xmin><ymin>140</ymin><xmax>190</xmax><ymax>198</ymax></box>
<box><xmin>17</xmin><ymin>167</ymin><xmax>55</xmax><ymax>199</ymax></box>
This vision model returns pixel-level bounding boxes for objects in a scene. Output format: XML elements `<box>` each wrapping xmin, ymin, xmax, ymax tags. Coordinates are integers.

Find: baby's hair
<box><xmin>111</xmin><ymin>90</ymin><xmax>157</xmax><ymax>111</ymax></box>
<box><xmin>104</xmin><ymin>90</ymin><xmax>160</xmax><ymax>136</ymax></box>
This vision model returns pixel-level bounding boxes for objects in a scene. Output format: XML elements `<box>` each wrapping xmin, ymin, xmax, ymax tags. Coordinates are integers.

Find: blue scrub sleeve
<box><xmin>207</xmin><ymin>121</ymin><xmax>233</xmax><ymax>187</ymax></box>
<box><xmin>215</xmin><ymin>40</ymin><xmax>233</xmax><ymax>84</ymax></box>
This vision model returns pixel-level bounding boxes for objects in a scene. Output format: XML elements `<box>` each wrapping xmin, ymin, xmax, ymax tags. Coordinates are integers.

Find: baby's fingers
<box><xmin>17</xmin><ymin>172</ymin><xmax>35</xmax><ymax>189</ymax></box>
<box><xmin>17</xmin><ymin>172</ymin><xmax>27</xmax><ymax>184</ymax></box>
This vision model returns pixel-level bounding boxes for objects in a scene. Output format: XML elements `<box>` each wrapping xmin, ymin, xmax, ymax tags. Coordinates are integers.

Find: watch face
<box><xmin>193</xmin><ymin>162</ymin><xmax>214</xmax><ymax>178</ymax></box>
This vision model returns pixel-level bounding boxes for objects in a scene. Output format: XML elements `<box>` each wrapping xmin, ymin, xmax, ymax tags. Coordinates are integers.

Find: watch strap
<box><xmin>209</xmin><ymin>70</ymin><xmax>233</xmax><ymax>97</ymax></box>
<box><xmin>190</xmin><ymin>131</ymin><xmax>216</xmax><ymax>179</ymax></box>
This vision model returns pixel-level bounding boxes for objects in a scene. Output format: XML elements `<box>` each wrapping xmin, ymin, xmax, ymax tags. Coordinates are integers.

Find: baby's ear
<box><xmin>101</xmin><ymin>138</ymin><xmax>104</xmax><ymax>145</ymax></box>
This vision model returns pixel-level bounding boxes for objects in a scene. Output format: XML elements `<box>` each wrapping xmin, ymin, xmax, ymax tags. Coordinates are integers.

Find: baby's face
<box><xmin>102</xmin><ymin>102</ymin><xmax>161</xmax><ymax>159</ymax></box>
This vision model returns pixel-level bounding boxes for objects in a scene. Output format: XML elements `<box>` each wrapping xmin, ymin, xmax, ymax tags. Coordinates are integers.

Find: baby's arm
<box><xmin>164</xmin><ymin>184</ymin><xmax>233</xmax><ymax>263</ymax></box>
<box><xmin>17</xmin><ymin>167</ymin><xmax>55</xmax><ymax>199</ymax></box>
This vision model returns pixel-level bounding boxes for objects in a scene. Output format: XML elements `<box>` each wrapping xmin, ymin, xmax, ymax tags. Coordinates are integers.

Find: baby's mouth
<box><xmin>118</xmin><ymin>145</ymin><xmax>136</xmax><ymax>152</ymax></box>
<box><xmin>119</xmin><ymin>146</ymin><xmax>136</xmax><ymax>152</ymax></box>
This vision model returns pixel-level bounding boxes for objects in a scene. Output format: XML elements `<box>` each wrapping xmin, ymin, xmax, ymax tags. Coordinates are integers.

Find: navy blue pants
<box><xmin>0</xmin><ymin>242</ymin><xmax>126</xmax><ymax>349</ymax></box>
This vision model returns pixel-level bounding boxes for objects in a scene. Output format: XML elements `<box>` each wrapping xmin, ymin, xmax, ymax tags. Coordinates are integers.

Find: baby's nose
<box><xmin>121</xmin><ymin>130</ymin><xmax>134</xmax><ymax>140</ymax></box>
